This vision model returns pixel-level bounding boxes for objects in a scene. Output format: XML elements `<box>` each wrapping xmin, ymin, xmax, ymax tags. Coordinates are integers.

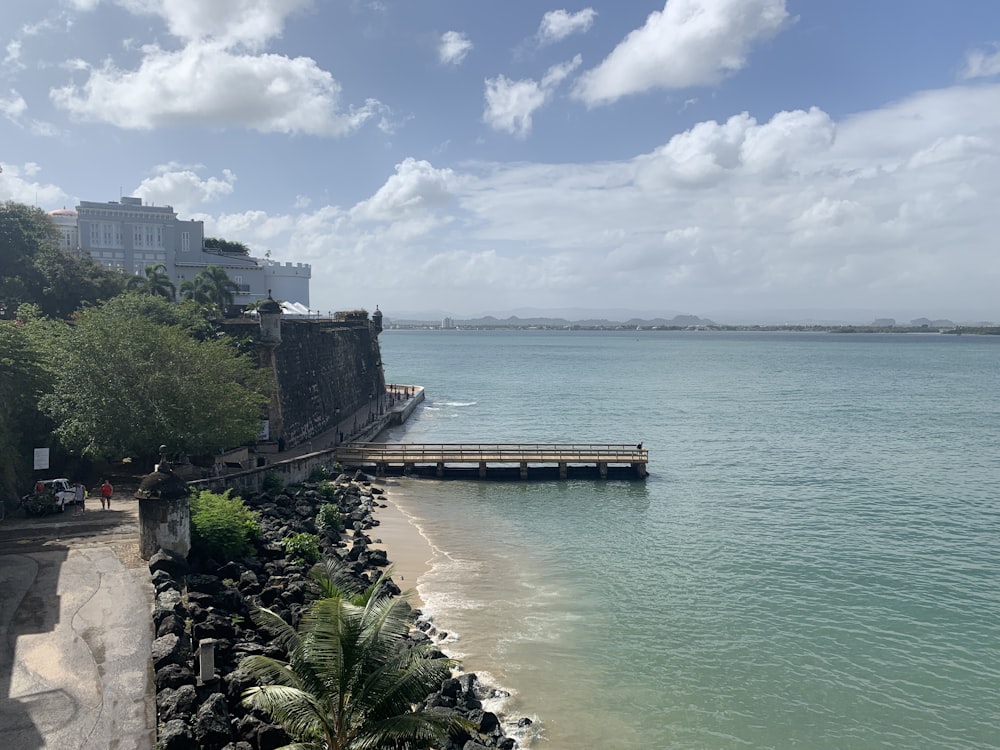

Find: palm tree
<box><xmin>240</xmin><ymin>560</ymin><xmax>469</xmax><ymax>750</ymax></box>
<box><xmin>179</xmin><ymin>276</ymin><xmax>210</xmax><ymax>305</ymax></box>
<box><xmin>126</xmin><ymin>263</ymin><xmax>175</xmax><ymax>301</ymax></box>
<box><xmin>180</xmin><ymin>266</ymin><xmax>238</xmax><ymax>317</ymax></box>
<box><xmin>197</xmin><ymin>265</ymin><xmax>239</xmax><ymax>315</ymax></box>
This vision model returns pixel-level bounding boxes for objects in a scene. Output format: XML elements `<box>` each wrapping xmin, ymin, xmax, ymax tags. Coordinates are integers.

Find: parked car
<box><xmin>22</xmin><ymin>478</ymin><xmax>77</xmax><ymax>515</ymax></box>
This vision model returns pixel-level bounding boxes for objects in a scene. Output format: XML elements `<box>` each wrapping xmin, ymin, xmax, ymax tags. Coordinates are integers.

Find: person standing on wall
<box><xmin>100</xmin><ymin>479</ymin><xmax>113</xmax><ymax>510</ymax></box>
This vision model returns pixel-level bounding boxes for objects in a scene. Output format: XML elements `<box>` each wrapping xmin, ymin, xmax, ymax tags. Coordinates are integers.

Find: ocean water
<box><xmin>377</xmin><ymin>330</ymin><xmax>1000</xmax><ymax>750</ymax></box>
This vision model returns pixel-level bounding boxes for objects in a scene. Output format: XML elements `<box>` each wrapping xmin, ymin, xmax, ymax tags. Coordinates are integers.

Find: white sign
<box><xmin>33</xmin><ymin>448</ymin><xmax>50</xmax><ymax>471</ymax></box>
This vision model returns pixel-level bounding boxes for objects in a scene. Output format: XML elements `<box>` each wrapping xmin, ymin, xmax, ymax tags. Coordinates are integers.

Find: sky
<box><xmin>3</xmin><ymin>0</ymin><xmax>1000</xmax><ymax>323</ymax></box>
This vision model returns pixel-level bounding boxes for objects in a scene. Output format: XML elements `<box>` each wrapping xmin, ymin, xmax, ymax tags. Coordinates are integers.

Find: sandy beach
<box><xmin>369</xmin><ymin>486</ymin><xmax>433</xmax><ymax>607</ymax></box>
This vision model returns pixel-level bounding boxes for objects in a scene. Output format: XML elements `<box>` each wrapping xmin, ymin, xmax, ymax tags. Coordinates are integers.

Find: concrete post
<box><xmin>520</xmin><ymin>462</ymin><xmax>528</xmax><ymax>480</ymax></box>
<box><xmin>197</xmin><ymin>639</ymin><xmax>218</xmax><ymax>685</ymax></box>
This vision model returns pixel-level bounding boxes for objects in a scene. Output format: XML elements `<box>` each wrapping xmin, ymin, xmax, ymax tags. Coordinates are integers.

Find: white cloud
<box><xmin>439</xmin><ymin>31</ymin><xmax>473</xmax><ymax>65</ymax></box>
<box><xmin>0</xmin><ymin>162</ymin><xmax>73</xmax><ymax>207</ymax></box>
<box><xmin>0</xmin><ymin>90</ymin><xmax>28</xmax><ymax>122</ymax></box>
<box><xmin>50</xmin><ymin>41</ymin><xmax>385</xmax><ymax>135</ymax></box>
<box><xmin>632</xmin><ymin>107</ymin><xmax>835</xmax><ymax>188</ymax></box>
<box><xmin>133</xmin><ymin>165</ymin><xmax>238</xmax><ymax>215</ymax></box>
<box><xmin>4</xmin><ymin>40</ymin><xmax>24</xmax><ymax>70</ymax></box>
<box><xmin>483</xmin><ymin>76</ymin><xmax>546</xmax><ymax>138</ymax></box>
<box><xmin>0</xmin><ymin>89</ymin><xmax>59</xmax><ymax>136</ymax></box>
<box><xmin>351</xmin><ymin>158</ymin><xmax>456</xmax><ymax>222</ymax></box>
<box><xmin>115</xmin><ymin>0</ymin><xmax>313</xmax><ymax>49</ymax></box>
<box><xmin>574</xmin><ymin>0</ymin><xmax>791</xmax><ymax>106</ymax></box>
<box><xmin>537</xmin><ymin>8</ymin><xmax>597</xmax><ymax>45</ymax></box>
<box><xmin>483</xmin><ymin>55</ymin><xmax>582</xmax><ymax>138</ymax></box>
<box><xmin>960</xmin><ymin>44</ymin><xmax>1000</xmax><ymax>80</ymax></box>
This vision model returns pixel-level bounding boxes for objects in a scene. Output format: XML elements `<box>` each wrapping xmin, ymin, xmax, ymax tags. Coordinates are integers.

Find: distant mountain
<box><xmin>387</xmin><ymin>313</ymin><xmax>717</xmax><ymax>328</ymax></box>
<box><xmin>385</xmin><ymin>307</ymin><xmax>998</xmax><ymax>328</ymax></box>
<box><xmin>387</xmin><ymin>306</ymin><xmax>691</xmax><ymax>322</ymax></box>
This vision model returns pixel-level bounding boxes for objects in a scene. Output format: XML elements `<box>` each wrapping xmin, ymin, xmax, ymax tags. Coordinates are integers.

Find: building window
<box><xmin>181</xmin><ymin>231</ymin><xmax>190</xmax><ymax>252</ymax></box>
<box><xmin>134</xmin><ymin>226</ymin><xmax>144</xmax><ymax>248</ymax></box>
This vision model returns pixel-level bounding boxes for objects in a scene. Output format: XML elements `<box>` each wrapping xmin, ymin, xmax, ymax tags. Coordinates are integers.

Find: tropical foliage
<box><xmin>204</xmin><ymin>237</ymin><xmax>250</xmax><ymax>255</ymax></box>
<box><xmin>190</xmin><ymin>489</ymin><xmax>261</xmax><ymax>559</ymax></box>
<box><xmin>0</xmin><ymin>319</ymin><xmax>53</xmax><ymax>500</ymax></box>
<box><xmin>180</xmin><ymin>265</ymin><xmax>239</xmax><ymax>318</ymax></box>
<box><xmin>38</xmin><ymin>294</ymin><xmax>270</xmax><ymax>460</ymax></box>
<box><xmin>281</xmin><ymin>532</ymin><xmax>322</xmax><ymax>565</ymax></box>
<box><xmin>126</xmin><ymin>262</ymin><xmax>176</xmax><ymax>301</ymax></box>
<box><xmin>240</xmin><ymin>559</ymin><xmax>468</xmax><ymax>750</ymax></box>
<box><xmin>0</xmin><ymin>200</ymin><xmax>125</xmax><ymax>320</ymax></box>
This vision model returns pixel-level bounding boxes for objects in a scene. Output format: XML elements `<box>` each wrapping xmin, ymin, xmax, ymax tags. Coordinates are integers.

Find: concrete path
<box><xmin>0</xmin><ymin>500</ymin><xmax>155</xmax><ymax>750</ymax></box>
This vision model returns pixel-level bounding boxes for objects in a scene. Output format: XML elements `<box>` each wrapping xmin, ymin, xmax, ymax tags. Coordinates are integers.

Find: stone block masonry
<box><xmin>222</xmin><ymin>317</ymin><xmax>385</xmax><ymax>450</ymax></box>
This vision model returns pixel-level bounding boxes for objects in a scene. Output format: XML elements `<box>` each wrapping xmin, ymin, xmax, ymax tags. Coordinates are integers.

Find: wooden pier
<box><xmin>334</xmin><ymin>443</ymin><xmax>648</xmax><ymax>480</ymax></box>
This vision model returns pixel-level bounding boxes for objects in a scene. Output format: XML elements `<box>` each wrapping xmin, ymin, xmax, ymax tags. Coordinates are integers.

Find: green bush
<box><xmin>281</xmin><ymin>532</ymin><xmax>321</xmax><ymax>565</ymax></box>
<box><xmin>190</xmin><ymin>489</ymin><xmax>260</xmax><ymax>559</ymax></box>
<box><xmin>308</xmin><ymin>465</ymin><xmax>330</xmax><ymax>482</ymax></box>
<box><xmin>316</xmin><ymin>503</ymin><xmax>342</xmax><ymax>533</ymax></box>
<box><xmin>262</xmin><ymin>471</ymin><xmax>284</xmax><ymax>494</ymax></box>
<box><xmin>317</xmin><ymin>482</ymin><xmax>337</xmax><ymax>501</ymax></box>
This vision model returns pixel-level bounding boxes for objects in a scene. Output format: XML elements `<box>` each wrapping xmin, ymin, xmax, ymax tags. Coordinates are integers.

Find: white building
<box><xmin>51</xmin><ymin>197</ymin><xmax>310</xmax><ymax>308</ymax></box>
<box><xmin>49</xmin><ymin>208</ymin><xmax>81</xmax><ymax>257</ymax></box>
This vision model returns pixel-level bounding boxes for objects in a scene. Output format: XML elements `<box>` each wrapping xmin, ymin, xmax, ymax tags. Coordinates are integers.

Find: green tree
<box><xmin>180</xmin><ymin>265</ymin><xmax>238</xmax><ymax>317</ymax></box>
<box><xmin>38</xmin><ymin>296</ymin><xmax>270</xmax><ymax>460</ymax></box>
<box><xmin>0</xmin><ymin>319</ymin><xmax>53</xmax><ymax>500</ymax></box>
<box><xmin>241</xmin><ymin>560</ymin><xmax>469</xmax><ymax>750</ymax></box>
<box><xmin>0</xmin><ymin>201</ymin><xmax>125</xmax><ymax>319</ymax></box>
<box><xmin>126</xmin><ymin>263</ymin><xmax>176</xmax><ymax>301</ymax></box>
<box><xmin>204</xmin><ymin>237</ymin><xmax>250</xmax><ymax>255</ymax></box>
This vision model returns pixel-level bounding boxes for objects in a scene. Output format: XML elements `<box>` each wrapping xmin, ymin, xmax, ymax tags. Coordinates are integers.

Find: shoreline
<box><xmin>370</xmin><ymin>483</ymin><xmax>433</xmax><ymax>608</ymax></box>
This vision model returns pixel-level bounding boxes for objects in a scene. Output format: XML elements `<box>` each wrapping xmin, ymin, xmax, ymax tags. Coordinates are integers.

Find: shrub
<box><xmin>308</xmin><ymin>465</ymin><xmax>330</xmax><ymax>482</ymax></box>
<box><xmin>281</xmin><ymin>532</ymin><xmax>321</xmax><ymax>565</ymax></box>
<box><xmin>262</xmin><ymin>471</ymin><xmax>284</xmax><ymax>494</ymax></box>
<box><xmin>317</xmin><ymin>482</ymin><xmax>337</xmax><ymax>501</ymax></box>
<box><xmin>316</xmin><ymin>503</ymin><xmax>342</xmax><ymax>533</ymax></box>
<box><xmin>190</xmin><ymin>489</ymin><xmax>260</xmax><ymax>559</ymax></box>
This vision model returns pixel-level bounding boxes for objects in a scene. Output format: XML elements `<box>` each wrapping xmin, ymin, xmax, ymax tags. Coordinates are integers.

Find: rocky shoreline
<box><xmin>149</xmin><ymin>471</ymin><xmax>529</xmax><ymax>750</ymax></box>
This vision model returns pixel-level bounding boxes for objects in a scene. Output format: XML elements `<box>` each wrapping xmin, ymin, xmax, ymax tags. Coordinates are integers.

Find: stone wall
<box><xmin>223</xmin><ymin>316</ymin><xmax>385</xmax><ymax>449</ymax></box>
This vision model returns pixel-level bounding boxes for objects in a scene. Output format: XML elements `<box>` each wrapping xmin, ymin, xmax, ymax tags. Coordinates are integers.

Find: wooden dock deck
<box><xmin>334</xmin><ymin>442</ymin><xmax>648</xmax><ymax>480</ymax></box>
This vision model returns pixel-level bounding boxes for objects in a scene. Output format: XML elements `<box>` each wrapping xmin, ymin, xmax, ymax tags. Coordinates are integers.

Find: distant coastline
<box><xmin>386</xmin><ymin>321</ymin><xmax>1000</xmax><ymax>335</ymax></box>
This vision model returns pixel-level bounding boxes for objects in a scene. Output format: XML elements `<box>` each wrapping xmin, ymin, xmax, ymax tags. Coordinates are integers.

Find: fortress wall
<box><xmin>222</xmin><ymin>317</ymin><xmax>385</xmax><ymax>449</ymax></box>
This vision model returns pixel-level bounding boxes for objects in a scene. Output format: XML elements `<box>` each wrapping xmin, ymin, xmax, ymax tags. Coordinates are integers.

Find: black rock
<box><xmin>149</xmin><ymin>548</ymin><xmax>189</xmax><ymax>578</ymax></box>
<box><xmin>156</xmin><ymin>613</ymin><xmax>186</xmax><ymax>638</ymax></box>
<box><xmin>152</xmin><ymin>633</ymin><xmax>187</xmax><ymax>670</ymax></box>
<box><xmin>158</xmin><ymin>718</ymin><xmax>197</xmax><ymax>750</ymax></box>
<box><xmin>194</xmin><ymin>692</ymin><xmax>233</xmax><ymax>749</ymax></box>
<box><xmin>157</xmin><ymin>684</ymin><xmax>198</xmax><ymax>722</ymax></box>
<box><xmin>155</xmin><ymin>663</ymin><xmax>194</xmax><ymax>691</ymax></box>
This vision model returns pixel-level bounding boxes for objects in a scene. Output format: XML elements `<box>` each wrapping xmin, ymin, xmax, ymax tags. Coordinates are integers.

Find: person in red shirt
<box><xmin>100</xmin><ymin>479</ymin><xmax>113</xmax><ymax>510</ymax></box>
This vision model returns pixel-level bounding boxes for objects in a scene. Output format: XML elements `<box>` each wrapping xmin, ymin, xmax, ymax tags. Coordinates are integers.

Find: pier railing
<box><xmin>335</xmin><ymin>442</ymin><xmax>648</xmax><ymax>480</ymax></box>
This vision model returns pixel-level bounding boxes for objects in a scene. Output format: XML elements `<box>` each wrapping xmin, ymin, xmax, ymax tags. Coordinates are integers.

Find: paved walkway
<box><xmin>0</xmin><ymin>498</ymin><xmax>155</xmax><ymax>750</ymax></box>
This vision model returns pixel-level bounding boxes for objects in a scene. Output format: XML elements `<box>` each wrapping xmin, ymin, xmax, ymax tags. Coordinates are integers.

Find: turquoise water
<box><xmin>378</xmin><ymin>330</ymin><xmax>1000</xmax><ymax>749</ymax></box>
